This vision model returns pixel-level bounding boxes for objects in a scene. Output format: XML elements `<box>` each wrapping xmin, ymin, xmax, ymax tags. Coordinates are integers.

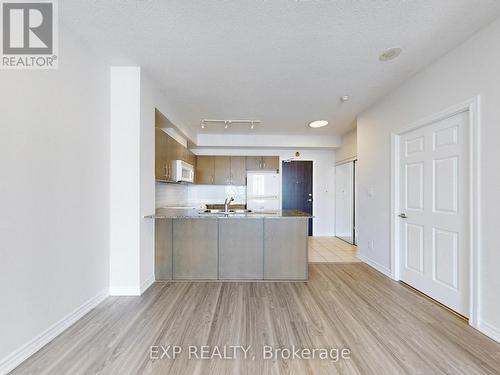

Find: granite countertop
<box><xmin>144</xmin><ymin>208</ymin><xmax>313</xmax><ymax>219</ymax></box>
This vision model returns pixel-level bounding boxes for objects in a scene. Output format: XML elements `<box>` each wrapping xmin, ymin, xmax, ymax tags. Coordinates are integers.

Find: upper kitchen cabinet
<box><xmin>230</xmin><ymin>156</ymin><xmax>246</xmax><ymax>185</ymax></box>
<box><xmin>245</xmin><ymin>156</ymin><xmax>262</xmax><ymax>170</ymax></box>
<box><xmin>206</xmin><ymin>156</ymin><xmax>247</xmax><ymax>185</ymax></box>
<box><xmin>165</xmin><ymin>135</ymin><xmax>177</xmax><ymax>180</ymax></box>
<box><xmin>155</xmin><ymin>128</ymin><xmax>169</xmax><ymax>180</ymax></box>
<box><xmin>195</xmin><ymin>155</ymin><xmax>276</xmax><ymax>185</ymax></box>
<box><xmin>214</xmin><ymin>156</ymin><xmax>231</xmax><ymax>185</ymax></box>
<box><xmin>196</xmin><ymin>156</ymin><xmax>215</xmax><ymax>184</ymax></box>
<box><xmin>262</xmin><ymin>156</ymin><xmax>279</xmax><ymax>171</ymax></box>
<box><xmin>187</xmin><ymin>152</ymin><xmax>197</xmax><ymax>169</ymax></box>
<box><xmin>155</xmin><ymin>127</ymin><xmax>197</xmax><ymax>182</ymax></box>
<box><xmin>246</xmin><ymin>156</ymin><xmax>279</xmax><ymax>171</ymax></box>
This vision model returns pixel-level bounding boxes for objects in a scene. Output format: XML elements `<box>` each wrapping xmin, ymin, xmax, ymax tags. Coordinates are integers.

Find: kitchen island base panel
<box><xmin>154</xmin><ymin>214</ymin><xmax>310</xmax><ymax>281</ymax></box>
<box><xmin>155</xmin><ymin>219</ymin><xmax>173</xmax><ymax>280</ymax></box>
<box><xmin>172</xmin><ymin>219</ymin><xmax>218</xmax><ymax>279</ymax></box>
<box><xmin>218</xmin><ymin>218</ymin><xmax>264</xmax><ymax>280</ymax></box>
<box><xmin>264</xmin><ymin>218</ymin><xmax>308</xmax><ymax>280</ymax></box>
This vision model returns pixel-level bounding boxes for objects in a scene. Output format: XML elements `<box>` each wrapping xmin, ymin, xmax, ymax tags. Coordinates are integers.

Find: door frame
<box><xmin>334</xmin><ymin>159</ymin><xmax>357</xmax><ymax>245</ymax></box>
<box><xmin>390</xmin><ymin>96</ymin><xmax>481</xmax><ymax>327</ymax></box>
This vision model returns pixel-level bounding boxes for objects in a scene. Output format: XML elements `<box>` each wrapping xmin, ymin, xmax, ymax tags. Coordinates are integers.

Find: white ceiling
<box><xmin>63</xmin><ymin>1</ymin><xmax>500</xmax><ymax>137</ymax></box>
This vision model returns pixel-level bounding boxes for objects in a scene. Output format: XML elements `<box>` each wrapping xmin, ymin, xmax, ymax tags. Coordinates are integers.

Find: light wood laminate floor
<box><xmin>11</xmin><ymin>264</ymin><xmax>500</xmax><ymax>375</ymax></box>
<box><xmin>309</xmin><ymin>236</ymin><xmax>359</xmax><ymax>263</ymax></box>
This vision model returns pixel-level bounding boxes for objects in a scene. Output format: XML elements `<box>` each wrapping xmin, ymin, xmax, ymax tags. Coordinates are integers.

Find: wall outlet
<box><xmin>368</xmin><ymin>240</ymin><xmax>374</xmax><ymax>250</ymax></box>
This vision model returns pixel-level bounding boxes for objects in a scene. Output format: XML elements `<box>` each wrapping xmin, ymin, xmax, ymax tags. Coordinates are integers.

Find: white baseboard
<box><xmin>311</xmin><ymin>232</ymin><xmax>335</xmax><ymax>237</ymax></box>
<box><xmin>357</xmin><ymin>254</ymin><xmax>392</xmax><ymax>278</ymax></box>
<box><xmin>109</xmin><ymin>275</ymin><xmax>155</xmax><ymax>297</ymax></box>
<box><xmin>477</xmin><ymin>320</ymin><xmax>500</xmax><ymax>343</ymax></box>
<box><xmin>0</xmin><ymin>289</ymin><xmax>108</xmax><ymax>375</ymax></box>
<box><xmin>109</xmin><ymin>285</ymin><xmax>141</xmax><ymax>296</ymax></box>
<box><xmin>140</xmin><ymin>274</ymin><xmax>155</xmax><ymax>294</ymax></box>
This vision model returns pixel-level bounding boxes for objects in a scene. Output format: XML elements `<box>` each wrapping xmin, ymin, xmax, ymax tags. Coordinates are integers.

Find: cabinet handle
<box><xmin>263</xmin><ymin>162</ymin><xmax>266</xmax><ymax>168</ymax></box>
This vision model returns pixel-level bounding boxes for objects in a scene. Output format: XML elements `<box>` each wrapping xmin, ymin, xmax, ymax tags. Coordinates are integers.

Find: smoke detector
<box><xmin>379</xmin><ymin>47</ymin><xmax>402</xmax><ymax>62</ymax></box>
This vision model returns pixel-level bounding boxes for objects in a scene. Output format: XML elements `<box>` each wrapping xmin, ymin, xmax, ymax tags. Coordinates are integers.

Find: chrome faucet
<box><xmin>224</xmin><ymin>197</ymin><xmax>234</xmax><ymax>213</ymax></box>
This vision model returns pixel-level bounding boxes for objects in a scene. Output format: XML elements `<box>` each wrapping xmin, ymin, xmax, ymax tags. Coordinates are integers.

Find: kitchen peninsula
<box><xmin>147</xmin><ymin>208</ymin><xmax>311</xmax><ymax>281</ymax></box>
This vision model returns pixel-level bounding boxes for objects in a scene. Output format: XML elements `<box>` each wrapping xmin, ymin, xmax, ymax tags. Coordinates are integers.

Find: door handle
<box><xmin>398</xmin><ymin>213</ymin><xmax>407</xmax><ymax>219</ymax></box>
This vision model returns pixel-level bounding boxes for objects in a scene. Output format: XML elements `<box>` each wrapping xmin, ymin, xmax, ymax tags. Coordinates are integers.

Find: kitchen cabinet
<box><xmin>245</xmin><ymin>156</ymin><xmax>279</xmax><ymax>171</ymax></box>
<box><xmin>165</xmin><ymin>135</ymin><xmax>177</xmax><ymax>180</ymax></box>
<box><xmin>213</xmin><ymin>156</ymin><xmax>247</xmax><ymax>185</ymax></box>
<box><xmin>196</xmin><ymin>156</ymin><xmax>215</xmax><ymax>184</ymax></box>
<box><xmin>262</xmin><ymin>156</ymin><xmax>279</xmax><ymax>171</ymax></box>
<box><xmin>264</xmin><ymin>218</ymin><xmax>308</xmax><ymax>280</ymax></box>
<box><xmin>187</xmin><ymin>152</ymin><xmax>197</xmax><ymax>169</ymax></box>
<box><xmin>155</xmin><ymin>219</ymin><xmax>172</xmax><ymax>280</ymax></box>
<box><xmin>154</xmin><ymin>215</ymin><xmax>309</xmax><ymax>281</ymax></box>
<box><xmin>173</xmin><ymin>219</ymin><xmax>218</xmax><ymax>279</ymax></box>
<box><xmin>178</xmin><ymin>142</ymin><xmax>189</xmax><ymax>163</ymax></box>
<box><xmin>214</xmin><ymin>156</ymin><xmax>231</xmax><ymax>185</ymax></box>
<box><xmin>156</xmin><ymin>128</ymin><xmax>197</xmax><ymax>181</ymax></box>
<box><xmin>197</xmin><ymin>156</ymin><xmax>246</xmax><ymax>185</ymax></box>
<box><xmin>218</xmin><ymin>218</ymin><xmax>263</xmax><ymax>279</ymax></box>
<box><xmin>245</xmin><ymin>156</ymin><xmax>262</xmax><ymax>170</ymax></box>
<box><xmin>195</xmin><ymin>155</ymin><xmax>277</xmax><ymax>184</ymax></box>
<box><xmin>230</xmin><ymin>156</ymin><xmax>247</xmax><ymax>185</ymax></box>
<box><xmin>155</xmin><ymin>128</ymin><xmax>169</xmax><ymax>180</ymax></box>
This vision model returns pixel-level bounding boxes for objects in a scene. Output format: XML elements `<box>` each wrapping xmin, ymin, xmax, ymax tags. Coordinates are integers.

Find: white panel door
<box><xmin>335</xmin><ymin>161</ymin><xmax>354</xmax><ymax>244</ymax></box>
<box><xmin>399</xmin><ymin>111</ymin><xmax>469</xmax><ymax>316</ymax></box>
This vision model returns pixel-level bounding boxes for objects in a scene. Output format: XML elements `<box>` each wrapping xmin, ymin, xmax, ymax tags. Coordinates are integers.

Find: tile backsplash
<box><xmin>188</xmin><ymin>185</ymin><xmax>246</xmax><ymax>207</ymax></box>
<box><xmin>156</xmin><ymin>182</ymin><xmax>246</xmax><ymax>208</ymax></box>
<box><xmin>155</xmin><ymin>182</ymin><xmax>188</xmax><ymax>208</ymax></box>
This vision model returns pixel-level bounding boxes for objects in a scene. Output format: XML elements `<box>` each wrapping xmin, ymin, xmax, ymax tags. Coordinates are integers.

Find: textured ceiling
<box><xmin>62</xmin><ymin>0</ymin><xmax>500</xmax><ymax>136</ymax></box>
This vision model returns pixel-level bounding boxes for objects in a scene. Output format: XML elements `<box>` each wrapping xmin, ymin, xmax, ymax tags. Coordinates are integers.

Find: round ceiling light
<box><xmin>379</xmin><ymin>47</ymin><xmax>402</xmax><ymax>62</ymax></box>
<box><xmin>308</xmin><ymin>120</ymin><xmax>329</xmax><ymax>128</ymax></box>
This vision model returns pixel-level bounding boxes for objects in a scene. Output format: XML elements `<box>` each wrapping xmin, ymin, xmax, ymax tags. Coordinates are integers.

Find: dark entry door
<box><xmin>282</xmin><ymin>161</ymin><xmax>313</xmax><ymax>235</ymax></box>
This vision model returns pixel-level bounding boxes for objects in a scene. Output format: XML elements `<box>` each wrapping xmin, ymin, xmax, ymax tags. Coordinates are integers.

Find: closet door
<box><xmin>335</xmin><ymin>161</ymin><xmax>355</xmax><ymax>244</ymax></box>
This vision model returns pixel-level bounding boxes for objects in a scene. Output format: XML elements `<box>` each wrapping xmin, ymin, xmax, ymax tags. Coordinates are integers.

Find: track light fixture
<box><xmin>199</xmin><ymin>119</ymin><xmax>261</xmax><ymax>130</ymax></box>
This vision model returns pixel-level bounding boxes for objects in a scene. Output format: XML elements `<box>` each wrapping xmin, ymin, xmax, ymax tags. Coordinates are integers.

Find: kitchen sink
<box><xmin>200</xmin><ymin>209</ymin><xmax>252</xmax><ymax>214</ymax></box>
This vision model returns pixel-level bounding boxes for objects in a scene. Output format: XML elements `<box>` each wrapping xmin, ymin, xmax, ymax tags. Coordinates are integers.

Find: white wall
<box><xmin>0</xmin><ymin>26</ymin><xmax>110</xmax><ymax>368</ymax></box>
<box><xmin>357</xmin><ymin>18</ymin><xmax>500</xmax><ymax>340</ymax></box>
<box><xmin>139</xmin><ymin>72</ymin><xmax>157</xmax><ymax>293</ymax></box>
<box><xmin>109</xmin><ymin>67</ymin><xmax>197</xmax><ymax>296</ymax></box>
<box><xmin>193</xmin><ymin>148</ymin><xmax>336</xmax><ymax>236</ymax></box>
<box><xmin>109</xmin><ymin>67</ymin><xmax>142</xmax><ymax>295</ymax></box>
<box><xmin>336</xmin><ymin>128</ymin><xmax>357</xmax><ymax>163</ymax></box>
<box><xmin>196</xmin><ymin>133</ymin><xmax>341</xmax><ymax>149</ymax></box>
<box><xmin>139</xmin><ymin>70</ymin><xmax>205</xmax><ymax>291</ymax></box>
